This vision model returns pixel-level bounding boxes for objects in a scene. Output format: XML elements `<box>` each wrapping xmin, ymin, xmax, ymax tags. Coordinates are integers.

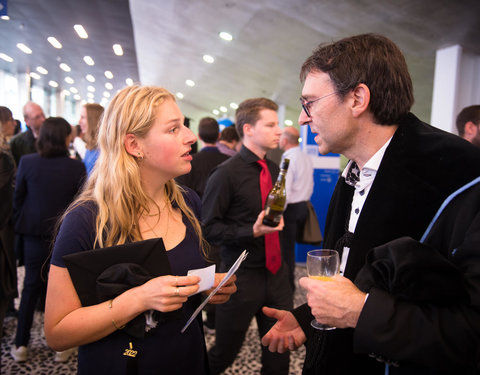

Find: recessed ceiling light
<box><xmin>59</xmin><ymin>63</ymin><xmax>71</xmax><ymax>72</ymax></box>
<box><xmin>219</xmin><ymin>31</ymin><xmax>233</xmax><ymax>41</ymax></box>
<box><xmin>87</xmin><ymin>92</ymin><xmax>95</xmax><ymax>98</ymax></box>
<box><xmin>0</xmin><ymin>53</ymin><xmax>13</xmax><ymax>62</ymax></box>
<box><xmin>83</xmin><ymin>56</ymin><xmax>94</xmax><ymax>66</ymax></box>
<box><xmin>74</xmin><ymin>24</ymin><xmax>88</xmax><ymax>39</ymax></box>
<box><xmin>29</xmin><ymin>72</ymin><xmax>41</xmax><ymax>80</ymax></box>
<box><xmin>87</xmin><ymin>98</ymin><xmax>94</xmax><ymax>103</ymax></box>
<box><xmin>1</xmin><ymin>16</ymin><xmax>10</xmax><ymax>21</ymax></box>
<box><xmin>105</xmin><ymin>82</ymin><xmax>113</xmax><ymax>90</ymax></box>
<box><xmin>87</xmin><ymin>85</ymin><xmax>95</xmax><ymax>92</ymax></box>
<box><xmin>17</xmin><ymin>43</ymin><xmax>32</xmax><ymax>54</ymax></box>
<box><xmin>36</xmin><ymin>66</ymin><xmax>48</xmax><ymax>75</ymax></box>
<box><xmin>104</xmin><ymin>70</ymin><xmax>113</xmax><ymax>79</ymax></box>
<box><xmin>203</xmin><ymin>55</ymin><xmax>215</xmax><ymax>64</ymax></box>
<box><xmin>185</xmin><ymin>79</ymin><xmax>195</xmax><ymax>87</ymax></box>
<box><xmin>125</xmin><ymin>78</ymin><xmax>133</xmax><ymax>86</ymax></box>
<box><xmin>74</xmin><ymin>94</ymin><xmax>81</xmax><ymax>101</ymax></box>
<box><xmin>86</xmin><ymin>74</ymin><xmax>95</xmax><ymax>82</ymax></box>
<box><xmin>65</xmin><ymin>76</ymin><xmax>74</xmax><ymax>84</ymax></box>
<box><xmin>70</xmin><ymin>87</ymin><xmax>78</xmax><ymax>93</ymax></box>
<box><xmin>230</xmin><ymin>102</ymin><xmax>238</xmax><ymax>109</ymax></box>
<box><xmin>112</xmin><ymin>44</ymin><xmax>123</xmax><ymax>56</ymax></box>
<box><xmin>62</xmin><ymin>90</ymin><xmax>71</xmax><ymax>96</ymax></box>
<box><xmin>220</xmin><ymin>106</ymin><xmax>227</xmax><ymax>113</ymax></box>
<box><xmin>212</xmin><ymin>109</ymin><xmax>220</xmax><ymax>115</ymax></box>
<box><xmin>284</xmin><ymin>119</ymin><xmax>293</xmax><ymax>126</ymax></box>
<box><xmin>103</xmin><ymin>91</ymin><xmax>111</xmax><ymax>98</ymax></box>
<box><xmin>176</xmin><ymin>92</ymin><xmax>184</xmax><ymax>99</ymax></box>
<box><xmin>47</xmin><ymin>37</ymin><xmax>62</xmax><ymax>49</ymax></box>
<box><xmin>48</xmin><ymin>80</ymin><xmax>59</xmax><ymax>88</ymax></box>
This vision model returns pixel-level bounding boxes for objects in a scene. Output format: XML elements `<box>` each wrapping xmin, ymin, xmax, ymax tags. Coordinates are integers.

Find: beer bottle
<box><xmin>262</xmin><ymin>158</ymin><xmax>289</xmax><ymax>226</ymax></box>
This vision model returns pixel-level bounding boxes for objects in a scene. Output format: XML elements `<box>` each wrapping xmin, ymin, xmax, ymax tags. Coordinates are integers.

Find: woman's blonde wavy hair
<box><xmin>64</xmin><ymin>85</ymin><xmax>207</xmax><ymax>255</ymax></box>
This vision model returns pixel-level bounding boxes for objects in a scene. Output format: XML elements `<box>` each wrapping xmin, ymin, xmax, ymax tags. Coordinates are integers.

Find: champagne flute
<box><xmin>306</xmin><ymin>249</ymin><xmax>340</xmax><ymax>330</ymax></box>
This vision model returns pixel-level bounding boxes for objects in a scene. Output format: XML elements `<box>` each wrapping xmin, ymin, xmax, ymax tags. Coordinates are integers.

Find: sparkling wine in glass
<box><xmin>306</xmin><ymin>249</ymin><xmax>340</xmax><ymax>330</ymax></box>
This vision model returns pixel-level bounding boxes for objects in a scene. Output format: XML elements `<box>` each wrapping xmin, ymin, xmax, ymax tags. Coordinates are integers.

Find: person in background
<box><xmin>0</xmin><ymin>107</ymin><xmax>17</xmax><ymax>345</ymax></box>
<box><xmin>203</xmin><ymin>97</ymin><xmax>292</xmax><ymax>375</ymax></box>
<box><xmin>79</xmin><ymin>103</ymin><xmax>104</xmax><ymax>175</ymax></box>
<box><xmin>71</xmin><ymin>124</ymin><xmax>86</xmax><ymax>160</ymax></box>
<box><xmin>456</xmin><ymin>104</ymin><xmax>480</xmax><ymax>147</ymax></box>
<box><xmin>10</xmin><ymin>102</ymin><xmax>46</xmax><ymax>167</ymax></box>
<box><xmin>216</xmin><ymin>125</ymin><xmax>240</xmax><ymax>156</ymax></box>
<box><xmin>44</xmin><ymin>86</ymin><xmax>236</xmax><ymax>375</ymax></box>
<box><xmin>278</xmin><ymin>126</ymin><xmax>314</xmax><ymax>291</ymax></box>
<box><xmin>261</xmin><ymin>33</ymin><xmax>480</xmax><ymax>375</ymax></box>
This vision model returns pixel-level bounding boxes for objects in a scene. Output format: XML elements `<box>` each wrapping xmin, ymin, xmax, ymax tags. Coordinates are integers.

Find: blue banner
<box><xmin>0</xmin><ymin>0</ymin><xmax>7</xmax><ymax>16</ymax></box>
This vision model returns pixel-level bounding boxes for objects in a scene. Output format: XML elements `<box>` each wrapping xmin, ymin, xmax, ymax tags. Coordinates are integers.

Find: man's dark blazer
<box><xmin>14</xmin><ymin>153</ymin><xmax>86</xmax><ymax>237</ymax></box>
<box><xmin>293</xmin><ymin>113</ymin><xmax>480</xmax><ymax>374</ymax></box>
<box><xmin>9</xmin><ymin>128</ymin><xmax>36</xmax><ymax>167</ymax></box>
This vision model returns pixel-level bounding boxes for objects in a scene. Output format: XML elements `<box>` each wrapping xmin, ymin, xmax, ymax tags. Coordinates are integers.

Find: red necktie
<box><xmin>257</xmin><ymin>159</ymin><xmax>281</xmax><ymax>274</ymax></box>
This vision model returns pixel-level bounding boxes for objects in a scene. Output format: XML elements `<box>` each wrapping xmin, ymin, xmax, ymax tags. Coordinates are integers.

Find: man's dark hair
<box><xmin>220</xmin><ymin>125</ymin><xmax>239</xmax><ymax>142</ymax></box>
<box><xmin>300</xmin><ymin>33</ymin><xmax>414</xmax><ymax>125</ymax></box>
<box><xmin>456</xmin><ymin>105</ymin><xmax>480</xmax><ymax>136</ymax></box>
<box><xmin>198</xmin><ymin>117</ymin><xmax>220</xmax><ymax>144</ymax></box>
<box><xmin>235</xmin><ymin>98</ymin><xmax>278</xmax><ymax>138</ymax></box>
<box><xmin>36</xmin><ymin>117</ymin><xmax>71</xmax><ymax>157</ymax></box>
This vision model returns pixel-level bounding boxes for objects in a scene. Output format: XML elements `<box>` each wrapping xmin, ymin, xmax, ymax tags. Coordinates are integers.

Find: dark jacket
<box><xmin>14</xmin><ymin>153</ymin><xmax>86</xmax><ymax>237</ymax></box>
<box><xmin>9</xmin><ymin>128</ymin><xmax>36</xmax><ymax>166</ymax></box>
<box><xmin>293</xmin><ymin>113</ymin><xmax>480</xmax><ymax>374</ymax></box>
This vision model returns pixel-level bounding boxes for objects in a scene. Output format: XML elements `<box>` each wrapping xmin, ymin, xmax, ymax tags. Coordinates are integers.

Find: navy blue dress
<box><xmin>51</xmin><ymin>189</ymin><xmax>208</xmax><ymax>375</ymax></box>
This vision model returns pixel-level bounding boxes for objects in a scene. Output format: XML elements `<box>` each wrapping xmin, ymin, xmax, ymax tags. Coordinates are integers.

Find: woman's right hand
<box><xmin>137</xmin><ymin>275</ymin><xmax>200</xmax><ymax>312</ymax></box>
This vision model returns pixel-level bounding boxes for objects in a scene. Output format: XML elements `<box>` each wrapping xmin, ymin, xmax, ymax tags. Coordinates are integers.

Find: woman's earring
<box><xmin>137</xmin><ymin>152</ymin><xmax>144</xmax><ymax>161</ymax></box>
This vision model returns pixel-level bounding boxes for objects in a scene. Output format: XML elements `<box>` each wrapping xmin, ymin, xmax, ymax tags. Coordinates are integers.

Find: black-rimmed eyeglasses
<box><xmin>299</xmin><ymin>92</ymin><xmax>337</xmax><ymax>118</ymax></box>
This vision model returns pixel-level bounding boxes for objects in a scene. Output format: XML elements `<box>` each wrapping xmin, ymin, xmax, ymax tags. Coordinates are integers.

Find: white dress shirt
<box><xmin>281</xmin><ymin>146</ymin><xmax>314</xmax><ymax>206</ymax></box>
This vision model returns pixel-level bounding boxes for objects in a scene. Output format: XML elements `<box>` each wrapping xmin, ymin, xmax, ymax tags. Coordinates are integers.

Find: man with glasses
<box><xmin>456</xmin><ymin>105</ymin><xmax>480</xmax><ymax>147</ymax></box>
<box><xmin>261</xmin><ymin>34</ymin><xmax>480</xmax><ymax>374</ymax></box>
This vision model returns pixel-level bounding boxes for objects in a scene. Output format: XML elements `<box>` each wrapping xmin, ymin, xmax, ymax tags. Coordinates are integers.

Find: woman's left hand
<box><xmin>206</xmin><ymin>273</ymin><xmax>237</xmax><ymax>304</ymax></box>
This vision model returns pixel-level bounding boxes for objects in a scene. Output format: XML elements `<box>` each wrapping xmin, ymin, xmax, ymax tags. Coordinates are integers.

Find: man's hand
<box><xmin>253</xmin><ymin>210</ymin><xmax>284</xmax><ymax>238</ymax></box>
<box><xmin>206</xmin><ymin>273</ymin><xmax>237</xmax><ymax>304</ymax></box>
<box><xmin>299</xmin><ymin>275</ymin><xmax>366</xmax><ymax>328</ymax></box>
<box><xmin>261</xmin><ymin>307</ymin><xmax>306</xmax><ymax>353</ymax></box>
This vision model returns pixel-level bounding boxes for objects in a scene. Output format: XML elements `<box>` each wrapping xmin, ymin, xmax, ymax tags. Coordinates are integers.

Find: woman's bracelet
<box><xmin>108</xmin><ymin>298</ymin><xmax>126</xmax><ymax>330</ymax></box>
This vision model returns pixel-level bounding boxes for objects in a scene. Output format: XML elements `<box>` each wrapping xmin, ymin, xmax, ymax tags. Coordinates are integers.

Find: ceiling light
<box><xmin>87</xmin><ymin>98</ymin><xmax>94</xmax><ymax>103</ymax></box>
<box><xmin>87</xmin><ymin>85</ymin><xmax>95</xmax><ymax>92</ymax></box>
<box><xmin>48</xmin><ymin>80</ymin><xmax>59</xmax><ymax>88</ymax></box>
<box><xmin>0</xmin><ymin>53</ymin><xmax>13</xmax><ymax>62</ymax></box>
<box><xmin>29</xmin><ymin>72</ymin><xmax>41</xmax><ymax>80</ymax></box>
<box><xmin>87</xmin><ymin>92</ymin><xmax>94</xmax><ymax>99</ymax></box>
<box><xmin>103</xmin><ymin>91</ymin><xmax>111</xmax><ymax>98</ymax></box>
<box><xmin>185</xmin><ymin>79</ymin><xmax>195</xmax><ymax>87</ymax></box>
<box><xmin>219</xmin><ymin>31</ymin><xmax>233</xmax><ymax>41</ymax></box>
<box><xmin>36</xmin><ymin>66</ymin><xmax>48</xmax><ymax>75</ymax></box>
<box><xmin>59</xmin><ymin>63</ymin><xmax>71</xmax><ymax>72</ymax></box>
<box><xmin>220</xmin><ymin>106</ymin><xmax>227</xmax><ymax>113</ymax></box>
<box><xmin>176</xmin><ymin>92</ymin><xmax>184</xmax><ymax>99</ymax></box>
<box><xmin>64</xmin><ymin>76</ymin><xmax>74</xmax><ymax>84</ymax></box>
<box><xmin>105</xmin><ymin>82</ymin><xmax>113</xmax><ymax>90</ymax></box>
<box><xmin>125</xmin><ymin>78</ymin><xmax>133</xmax><ymax>86</ymax></box>
<box><xmin>1</xmin><ymin>16</ymin><xmax>10</xmax><ymax>21</ymax></box>
<box><xmin>74</xmin><ymin>94</ymin><xmax>81</xmax><ymax>101</ymax></box>
<box><xmin>17</xmin><ymin>43</ymin><xmax>32</xmax><ymax>54</ymax></box>
<box><xmin>69</xmin><ymin>87</ymin><xmax>78</xmax><ymax>93</ymax></box>
<box><xmin>62</xmin><ymin>90</ymin><xmax>71</xmax><ymax>96</ymax></box>
<box><xmin>83</xmin><ymin>56</ymin><xmax>94</xmax><ymax>66</ymax></box>
<box><xmin>230</xmin><ymin>102</ymin><xmax>238</xmax><ymax>109</ymax></box>
<box><xmin>104</xmin><ymin>70</ymin><xmax>113</xmax><ymax>79</ymax></box>
<box><xmin>86</xmin><ymin>74</ymin><xmax>95</xmax><ymax>82</ymax></box>
<box><xmin>212</xmin><ymin>109</ymin><xmax>220</xmax><ymax>116</ymax></box>
<box><xmin>112</xmin><ymin>44</ymin><xmax>123</xmax><ymax>56</ymax></box>
<box><xmin>203</xmin><ymin>55</ymin><xmax>214</xmax><ymax>64</ymax></box>
<box><xmin>47</xmin><ymin>37</ymin><xmax>62</xmax><ymax>49</ymax></box>
<box><xmin>284</xmin><ymin>119</ymin><xmax>293</xmax><ymax>126</ymax></box>
<box><xmin>74</xmin><ymin>24</ymin><xmax>88</xmax><ymax>39</ymax></box>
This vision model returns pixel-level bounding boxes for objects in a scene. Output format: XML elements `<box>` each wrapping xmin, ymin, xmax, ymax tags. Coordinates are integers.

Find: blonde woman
<box><xmin>78</xmin><ymin>103</ymin><xmax>103</xmax><ymax>175</ymax></box>
<box><xmin>45</xmin><ymin>86</ymin><xmax>236</xmax><ymax>374</ymax></box>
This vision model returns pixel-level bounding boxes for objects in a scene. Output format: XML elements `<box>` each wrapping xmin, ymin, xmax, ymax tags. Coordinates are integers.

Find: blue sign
<box><xmin>0</xmin><ymin>0</ymin><xmax>7</xmax><ymax>16</ymax></box>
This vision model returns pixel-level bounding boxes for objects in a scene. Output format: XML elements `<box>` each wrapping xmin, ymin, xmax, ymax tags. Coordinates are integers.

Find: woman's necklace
<box><xmin>141</xmin><ymin>202</ymin><xmax>170</xmax><ymax>239</ymax></box>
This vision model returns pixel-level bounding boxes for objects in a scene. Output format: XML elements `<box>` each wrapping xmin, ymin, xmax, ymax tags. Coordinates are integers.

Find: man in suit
<box><xmin>456</xmin><ymin>104</ymin><xmax>480</xmax><ymax>147</ymax></box>
<box><xmin>261</xmin><ymin>33</ymin><xmax>480</xmax><ymax>374</ymax></box>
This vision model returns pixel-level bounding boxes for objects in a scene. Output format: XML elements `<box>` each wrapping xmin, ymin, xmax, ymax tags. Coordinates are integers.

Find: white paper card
<box><xmin>181</xmin><ymin>250</ymin><xmax>248</xmax><ymax>333</ymax></box>
<box><xmin>187</xmin><ymin>264</ymin><xmax>216</xmax><ymax>294</ymax></box>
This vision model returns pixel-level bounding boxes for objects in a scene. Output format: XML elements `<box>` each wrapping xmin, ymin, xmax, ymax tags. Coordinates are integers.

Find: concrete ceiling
<box><xmin>1</xmin><ymin>0</ymin><xmax>479</xmax><ymax>128</ymax></box>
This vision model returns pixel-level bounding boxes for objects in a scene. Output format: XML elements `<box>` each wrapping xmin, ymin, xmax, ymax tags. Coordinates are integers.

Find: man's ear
<box><xmin>464</xmin><ymin>121</ymin><xmax>478</xmax><ymax>138</ymax></box>
<box><xmin>243</xmin><ymin>123</ymin><xmax>253</xmax><ymax>137</ymax></box>
<box><xmin>351</xmin><ymin>83</ymin><xmax>370</xmax><ymax>118</ymax></box>
<box><xmin>124</xmin><ymin>133</ymin><xmax>142</xmax><ymax>158</ymax></box>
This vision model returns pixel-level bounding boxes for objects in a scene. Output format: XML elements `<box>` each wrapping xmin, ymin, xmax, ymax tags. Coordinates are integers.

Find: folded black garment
<box><xmin>354</xmin><ymin>236</ymin><xmax>469</xmax><ymax>304</ymax></box>
<box><xmin>63</xmin><ymin>238</ymin><xmax>172</xmax><ymax>338</ymax></box>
